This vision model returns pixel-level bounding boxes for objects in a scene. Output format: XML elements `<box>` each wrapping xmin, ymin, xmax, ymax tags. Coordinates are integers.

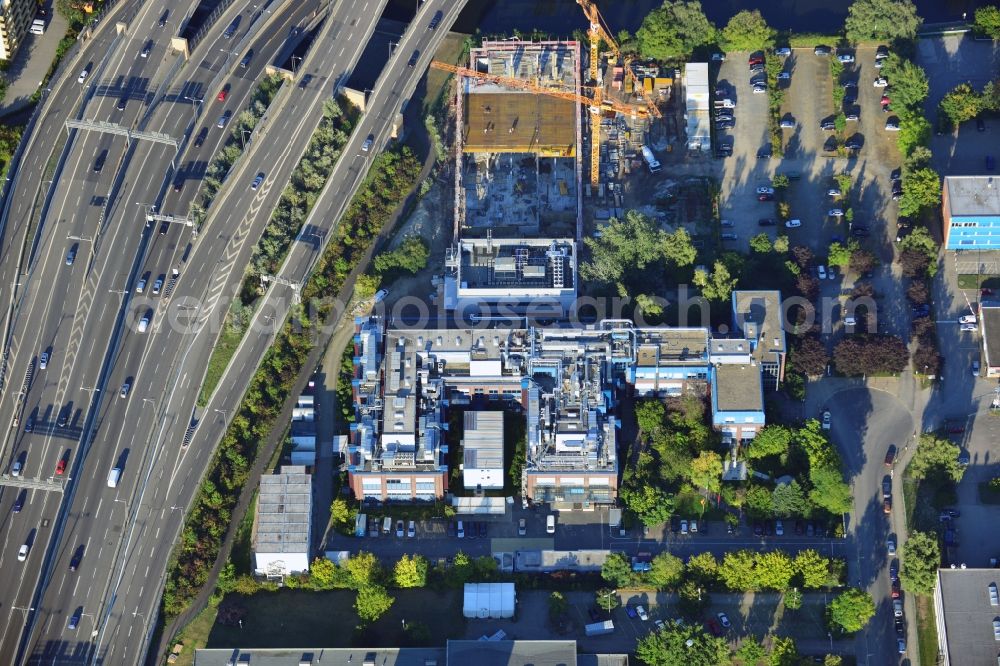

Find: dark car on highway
<box><xmin>69</xmin><ymin>545</ymin><xmax>84</xmax><ymax>572</ymax></box>
<box><xmin>885</xmin><ymin>445</ymin><xmax>897</xmax><ymax>466</ymax></box>
<box><xmin>194</xmin><ymin>127</ymin><xmax>208</xmax><ymax>148</ymax></box>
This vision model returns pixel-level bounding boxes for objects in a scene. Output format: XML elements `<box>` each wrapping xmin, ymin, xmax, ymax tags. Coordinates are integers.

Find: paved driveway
<box><xmin>716</xmin><ymin>52</ymin><xmax>772</xmax><ymax>248</ymax></box>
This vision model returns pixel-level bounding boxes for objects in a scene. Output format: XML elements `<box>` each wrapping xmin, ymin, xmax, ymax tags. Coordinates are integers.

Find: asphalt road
<box><xmin>0</xmin><ymin>0</ymin><xmax>325</xmax><ymax>663</ymax></box>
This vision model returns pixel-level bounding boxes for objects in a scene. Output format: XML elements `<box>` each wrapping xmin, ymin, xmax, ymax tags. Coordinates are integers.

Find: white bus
<box><xmin>641</xmin><ymin>145</ymin><xmax>661</xmax><ymax>173</ymax></box>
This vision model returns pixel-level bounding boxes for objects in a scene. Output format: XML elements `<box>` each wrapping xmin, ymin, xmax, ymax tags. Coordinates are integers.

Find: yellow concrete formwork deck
<box><xmin>464</xmin><ymin>92</ymin><xmax>576</xmax><ymax>156</ymax></box>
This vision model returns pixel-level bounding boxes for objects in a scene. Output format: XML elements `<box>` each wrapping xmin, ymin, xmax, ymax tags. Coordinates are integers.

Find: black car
<box><xmin>756</xmin><ymin>146</ymin><xmax>772</xmax><ymax>159</ymax></box>
<box><xmin>158</xmin><ymin>10</ymin><xmax>169</xmax><ymax>26</ymax></box>
<box><xmin>446</xmin><ymin>520</ymin><xmax>456</xmax><ymax>537</ymax></box>
<box><xmin>753</xmin><ymin>522</ymin><xmax>763</xmax><ymax>536</ymax></box>
<box><xmin>24</xmin><ymin>415</ymin><xmax>34</xmax><ymax>433</ymax></box>
<box><xmin>160</xmin><ymin>221</ymin><xmax>169</xmax><ymax>234</ymax></box>
<box><xmin>758</xmin><ymin>218</ymin><xmax>776</xmax><ymax>226</ymax></box>
<box><xmin>671</xmin><ymin>516</ymin><xmax>681</xmax><ymax>533</ymax></box>
<box><xmin>977</xmin><ymin>116</ymin><xmax>986</xmax><ymax>132</ymax></box>
<box><xmin>13</xmin><ymin>489</ymin><xmax>26</xmax><ymax>513</ymax></box>
<box><xmin>57</xmin><ymin>408</ymin><xmax>69</xmax><ymax>428</ymax></box>
<box><xmin>299</xmin><ymin>74</ymin><xmax>312</xmax><ymax>89</ymax></box>
<box><xmin>194</xmin><ymin>127</ymin><xmax>208</xmax><ymax>148</ymax></box>
<box><xmin>895</xmin><ymin>618</ymin><xmax>905</xmax><ymax>636</ymax></box>
<box><xmin>428</xmin><ymin>10</ymin><xmax>443</xmax><ymax>30</ymax></box>
<box><xmin>478</xmin><ymin>521</ymin><xmax>487</xmax><ymax>538</ymax></box>
<box><xmin>407</xmin><ymin>50</ymin><xmax>420</xmax><ymax>67</ymax></box>
<box><xmin>890</xmin><ymin>559</ymin><xmax>899</xmax><ymax>580</ymax></box>
<box><xmin>851</xmin><ymin>227</ymin><xmax>870</xmax><ymax>237</ymax></box>
<box><xmin>715</xmin><ymin>119</ymin><xmax>735</xmax><ymax>130</ymax></box>
<box><xmin>845</xmin><ymin>140</ymin><xmax>862</xmax><ymax>150</ymax></box>
<box><xmin>891</xmin><ymin>167</ymin><xmax>902</xmax><ymax>181</ymax></box>
<box><xmin>821</xmin><ymin>121</ymin><xmax>836</xmax><ymax>131</ymax></box>
<box><xmin>116</xmin><ymin>98</ymin><xmax>127</xmax><ymax>111</ymax></box>
<box><xmin>69</xmin><ymin>544</ymin><xmax>84</xmax><ymax>572</ymax></box>
<box><xmin>714</xmin><ymin>110</ymin><xmax>734</xmax><ymax>120</ymax></box>
<box><xmin>794</xmin><ymin>519</ymin><xmax>804</xmax><ymax>535</ymax></box>
<box><xmin>764</xmin><ymin>521</ymin><xmax>774</xmax><ymax>536</ymax></box>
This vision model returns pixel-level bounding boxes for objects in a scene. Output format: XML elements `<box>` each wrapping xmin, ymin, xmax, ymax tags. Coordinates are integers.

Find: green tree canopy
<box><xmin>689</xmin><ymin>451</ymin><xmax>723</xmax><ymax>494</ymax></box>
<box><xmin>901</xmin><ymin>530</ymin><xmax>941</xmax><ymax>594</ymax></box>
<box><xmin>636</xmin><ymin>618</ymin><xmax>729</xmax><ymax>666</ymax></box>
<box><xmin>827</xmin><ymin>240</ymin><xmax>858</xmax><ymax>268</ymax></box>
<box><xmin>898</xmin><ymin>167</ymin><xmax>942</xmax><ymax>217</ymax></box>
<box><xmin>636</xmin><ymin>1</ymin><xmax>717</xmax><ymax>61</ymax></box>
<box><xmin>750</xmin><ymin>232</ymin><xmax>773</xmax><ymax>254</ymax></box>
<box><xmin>748</xmin><ymin>425</ymin><xmax>793</xmax><ymax>459</ymax></box>
<box><xmin>345</xmin><ymin>551</ymin><xmax>382</xmax><ymax>589</ymax></box>
<box><xmin>844</xmin><ymin>0</ymin><xmax>922</xmax><ymax>41</ymax></box>
<box><xmin>808</xmin><ymin>465</ymin><xmax>854</xmax><ymax>515</ymax></box>
<box><xmin>393</xmin><ymin>554</ymin><xmax>428</xmax><ymax>588</ymax></box>
<box><xmin>693</xmin><ymin>260</ymin><xmax>739</xmax><ymax>302</ymax></box>
<box><xmin>794</xmin><ymin>549</ymin><xmax>832</xmax><ymax>589</ymax></box>
<box><xmin>595</xmin><ymin>587</ymin><xmax>621</xmax><ymax>612</ymax></box>
<box><xmin>685</xmin><ymin>552</ymin><xmax>719</xmax><ymax>586</ymax></box>
<box><xmin>772</xmin><ymin>480</ymin><xmax>811</xmax><ymax>518</ymax></box>
<box><xmin>601</xmin><ymin>551</ymin><xmax>635</xmax><ymax>588</ymax></box>
<box><xmin>910</xmin><ymin>433</ymin><xmax>965</xmax><ymax>483</ymax></box>
<box><xmin>769</xmin><ymin>636</ymin><xmax>800</xmax><ymax>666</ymax></box>
<box><xmin>374</xmin><ymin>236</ymin><xmax>430</xmax><ymax>275</ymax></box>
<box><xmin>581</xmin><ymin>211</ymin><xmax>695</xmax><ymax>294</ymax></box>
<box><xmin>938</xmin><ymin>82</ymin><xmax>986</xmax><ymax>127</ymax></box>
<box><xmin>648</xmin><ymin>552</ymin><xmax>685</xmax><ymax>589</ymax></box>
<box><xmin>354</xmin><ymin>584</ymin><xmax>395</xmax><ymax>623</ymax></box>
<box><xmin>636</xmin><ymin>399</ymin><xmax>667</xmax><ymax>438</ymax></box>
<box><xmin>975</xmin><ymin>5</ymin><xmax>1000</xmax><ymax>38</ymax></box>
<box><xmin>620</xmin><ymin>483</ymin><xmax>675</xmax><ymax>526</ymax></box>
<box><xmin>745</xmin><ymin>484</ymin><xmax>774</xmax><ymax>518</ymax></box>
<box><xmin>880</xmin><ymin>55</ymin><xmax>930</xmax><ymax>113</ymax></box>
<box><xmin>827</xmin><ymin>588</ymin><xmax>875</xmax><ymax>633</ymax></box>
<box><xmin>720</xmin><ymin>10</ymin><xmax>775</xmax><ymax>52</ymax></box>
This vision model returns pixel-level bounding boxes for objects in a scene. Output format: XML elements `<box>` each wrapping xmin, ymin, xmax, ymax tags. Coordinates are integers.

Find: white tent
<box><xmin>463</xmin><ymin>582</ymin><xmax>515</xmax><ymax>619</ymax></box>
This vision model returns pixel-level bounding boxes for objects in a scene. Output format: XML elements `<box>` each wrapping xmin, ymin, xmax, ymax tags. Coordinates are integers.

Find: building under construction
<box><xmin>453</xmin><ymin>39</ymin><xmax>583</xmax><ymax>241</ymax></box>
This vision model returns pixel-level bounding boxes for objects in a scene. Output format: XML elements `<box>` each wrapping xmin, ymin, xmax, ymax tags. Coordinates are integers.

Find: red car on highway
<box><xmin>56</xmin><ymin>459</ymin><xmax>66</xmax><ymax>475</ymax></box>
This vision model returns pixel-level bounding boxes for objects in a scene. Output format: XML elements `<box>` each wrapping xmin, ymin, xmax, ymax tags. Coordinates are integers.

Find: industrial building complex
<box><xmin>345</xmin><ymin>288</ymin><xmax>784</xmax><ymax>509</ymax></box>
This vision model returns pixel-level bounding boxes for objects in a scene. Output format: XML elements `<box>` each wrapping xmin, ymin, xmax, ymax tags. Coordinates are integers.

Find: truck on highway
<box><xmin>641</xmin><ymin>145</ymin><xmax>661</xmax><ymax>173</ymax></box>
<box><xmin>585</xmin><ymin>620</ymin><xmax>615</xmax><ymax>637</ymax></box>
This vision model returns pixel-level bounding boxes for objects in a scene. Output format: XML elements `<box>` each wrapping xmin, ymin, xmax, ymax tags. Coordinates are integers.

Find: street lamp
<box><xmin>240</xmin><ymin>129</ymin><xmax>252</xmax><ymax>151</ymax></box>
<box><xmin>183</xmin><ymin>95</ymin><xmax>202</xmax><ymax>121</ymax></box>
<box><xmin>604</xmin><ymin>588</ymin><xmax>617</xmax><ymax>610</ymax></box>
<box><xmin>291</xmin><ymin>55</ymin><xmax>302</xmax><ymax>74</ymax></box>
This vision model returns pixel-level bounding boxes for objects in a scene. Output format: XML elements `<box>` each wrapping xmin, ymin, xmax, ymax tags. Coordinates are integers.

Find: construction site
<box><xmin>430</xmin><ymin>2</ymin><xmax>678</xmax><ymax>313</ymax></box>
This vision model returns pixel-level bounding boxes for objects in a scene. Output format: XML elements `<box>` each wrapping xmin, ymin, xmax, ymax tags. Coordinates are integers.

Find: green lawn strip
<box><xmin>915</xmin><ymin>594</ymin><xmax>938</xmax><ymax>666</ymax></box>
<box><xmin>196</xmin><ymin>310</ymin><xmax>248</xmax><ymax>407</ymax></box>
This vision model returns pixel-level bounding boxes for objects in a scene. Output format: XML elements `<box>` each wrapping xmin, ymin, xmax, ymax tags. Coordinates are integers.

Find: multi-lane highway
<box><xmin>0</xmin><ymin>0</ymin><xmax>464</xmax><ymax>662</ymax></box>
<box><xmin>0</xmin><ymin>0</ymin><xmax>320</xmax><ymax>662</ymax></box>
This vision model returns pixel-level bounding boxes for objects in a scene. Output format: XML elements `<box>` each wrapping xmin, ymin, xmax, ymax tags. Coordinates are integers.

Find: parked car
<box><xmin>635</xmin><ymin>605</ymin><xmax>649</xmax><ymax>621</ymax></box>
<box><xmin>758</xmin><ymin>193</ymin><xmax>774</xmax><ymax>202</ymax></box>
<box><xmin>822</xmin><ymin>410</ymin><xmax>831</xmax><ymax>429</ymax></box>
<box><xmin>518</xmin><ymin>518</ymin><xmax>526</xmax><ymax>536</ymax></box>
<box><xmin>828</xmin><ymin>208</ymin><xmax>844</xmax><ymax>217</ymax></box>
<box><xmin>883</xmin><ymin>498</ymin><xmax>892</xmax><ymax>514</ymax></box>
<box><xmin>447</xmin><ymin>520</ymin><xmax>456</xmax><ymax>537</ymax></box>
<box><xmin>890</xmin><ymin>560</ymin><xmax>899</xmax><ymax>580</ymax></box>
<box><xmin>775</xmin><ymin>520</ymin><xmax>784</xmax><ymax>536</ymax></box>
<box><xmin>887</xmin><ymin>536</ymin><xmax>897</xmax><ymax>555</ymax></box>
<box><xmin>680</xmin><ymin>519</ymin><xmax>689</xmax><ymax>534</ymax></box>
<box><xmin>977</xmin><ymin>116</ymin><xmax>986</xmax><ymax>132</ymax></box>
<box><xmin>774</xmin><ymin>47</ymin><xmax>791</xmax><ymax>57</ymax></box>
<box><xmin>751</xmin><ymin>84</ymin><xmax>767</xmax><ymax>94</ymax></box>
<box><xmin>886</xmin><ymin>120</ymin><xmax>901</xmax><ymax>131</ymax></box>
<box><xmin>758</xmin><ymin>218</ymin><xmax>776</xmax><ymax>226</ymax></box>
<box><xmin>817</xmin><ymin>266</ymin><xmax>827</xmax><ymax>280</ymax></box>
<box><xmin>407</xmin><ymin>520</ymin><xmax>415</xmax><ymax>538</ymax></box>
<box><xmin>706</xmin><ymin>618</ymin><xmax>723</xmax><ymax>636</ymax></box>
<box><xmin>891</xmin><ymin>579</ymin><xmax>901</xmax><ymax>599</ymax></box>
<box><xmin>814</xmin><ymin>45</ymin><xmax>831</xmax><ymax>55</ymax></box>
<box><xmin>784</xmin><ymin>219</ymin><xmax>801</xmax><ymax>228</ymax></box>
<box><xmin>717</xmin><ymin>612</ymin><xmax>731</xmax><ymax>628</ymax></box>
<box><xmin>874</xmin><ymin>77</ymin><xmax>889</xmax><ymax>87</ymax></box>
<box><xmin>756</xmin><ymin>186</ymin><xmax>775</xmax><ymax>195</ymax></box>
<box><xmin>395</xmin><ymin>520</ymin><xmax>404</xmax><ymax>537</ymax></box>
<box><xmin>836</xmin><ymin>53</ymin><xmax>855</xmax><ymax>63</ymax></box>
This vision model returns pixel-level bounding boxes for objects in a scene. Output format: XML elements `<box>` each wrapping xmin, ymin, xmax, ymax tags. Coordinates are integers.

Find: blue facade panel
<box><xmin>947</xmin><ymin>215</ymin><xmax>1000</xmax><ymax>250</ymax></box>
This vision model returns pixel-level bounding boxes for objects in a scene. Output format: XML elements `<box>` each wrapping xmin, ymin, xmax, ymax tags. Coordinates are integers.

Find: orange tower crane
<box><xmin>430</xmin><ymin>60</ymin><xmax>647</xmax><ymax>187</ymax></box>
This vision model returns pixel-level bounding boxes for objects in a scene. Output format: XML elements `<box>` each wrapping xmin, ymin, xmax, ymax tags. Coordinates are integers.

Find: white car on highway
<box><xmin>17</xmin><ymin>544</ymin><xmax>29</xmax><ymax>562</ymax></box>
<box><xmin>77</xmin><ymin>68</ymin><xmax>90</xmax><ymax>84</ymax></box>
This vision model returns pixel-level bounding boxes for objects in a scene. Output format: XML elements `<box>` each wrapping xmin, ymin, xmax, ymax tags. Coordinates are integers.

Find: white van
<box><xmin>107</xmin><ymin>467</ymin><xmax>121</xmax><ymax>488</ymax></box>
<box><xmin>546</xmin><ymin>514</ymin><xmax>556</xmax><ymax>534</ymax></box>
<box><xmin>137</xmin><ymin>314</ymin><xmax>150</xmax><ymax>333</ymax></box>
<box><xmin>29</xmin><ymin>19</ymin><xmax>45</xmax><ymax>35</ymax></box>
<box><xmin>381</xmin><ymin>516</ymin><xmax>392</xmax><ymax>534</ymax></box>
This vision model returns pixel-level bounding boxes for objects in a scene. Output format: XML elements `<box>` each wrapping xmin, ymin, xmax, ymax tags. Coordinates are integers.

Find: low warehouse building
<box><xmin>463</xmin><ymin>582</ymin><xmax>515</xmax><ymax>619</ymax></box>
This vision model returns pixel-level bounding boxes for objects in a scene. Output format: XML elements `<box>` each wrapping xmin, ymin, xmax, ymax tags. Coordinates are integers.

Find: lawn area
<box><xmin>424</xmin><ymin>32</ymin><xmax>470</xmax><ymax>116</ymax></box>
<box><xmin>957</xmin><ymin>273</ymin><xmax>999</xmax><ymax>289</ymax></box>
<box><xmin>170</xmin><ymin>602</ymin><xmax>221</xmax><ymax>666</ymax></box>
<box><xmin>197</xmin><ymin>310</ymin><xmax>250</xmax><ymax>406</ymax></box>
<box><xmin>915</xmin><ymin>594</ymin><xmax>938</xmax><ymax>666</ymax></box>
<box><xmin>206</xmin><ymin>589</ymin><xmax>466</xmax><ymax>649</ymax></box>
<box><xmin>231</xmin><ymin>492</ymin><xmax>257</xmax><ymax>575</ymax></box>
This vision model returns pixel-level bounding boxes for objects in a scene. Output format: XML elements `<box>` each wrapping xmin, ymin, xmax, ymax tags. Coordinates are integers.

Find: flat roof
<box><xmin>446</xmin><ymin>640</ymin><xmax>577</xmax><ymax>666</ymax></box>
<box><xmin>635</xmin><ymin>328</ymin><xmax>708</xmax><ymax>365</ymax></box>
<box><xmin>194</xmin><ymin>648</ymin><xmax>446</xmax><ymax>666</ymax></box>
<box><xmin>463</xmin><ymin>93</ymin><xmax>576</xmax><ymax>155</ymax></box>
<box><xmin>459</xmin><ymin>238</ymin><xmax>575</xmax><ymax>291</ymax></box>
<box><xmin>937</xmin><ymin>568</ymin><xmax>1000</xmax><ymax>665</ymax></box>
<box><xmin>254</xmin><ymin>466</ymin><xmax>311</xmax><ymax>555</ymax></box>
<box><xmin>732</xmin><ymin>290</ymin><xmax>786</xmax><ymax>360</ymax></box>
<box><xmin>463</xmin><ymin>411</ymin><xmax>504</xmax><ymax>471</ymax></box>
<box><xmin>714</xmin><ymin>364</ymin><xmax>763</xmax><ymax>413</ymax></box>
<box><xmin>945</xmin><ymin>176</ymin><xmax>1000</xmax><ymax>217</ymax></box>
<box><xmin>983</xmin><ymin>304</ymin><xmax>1000</xmax><ymax>369</ymax></box>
